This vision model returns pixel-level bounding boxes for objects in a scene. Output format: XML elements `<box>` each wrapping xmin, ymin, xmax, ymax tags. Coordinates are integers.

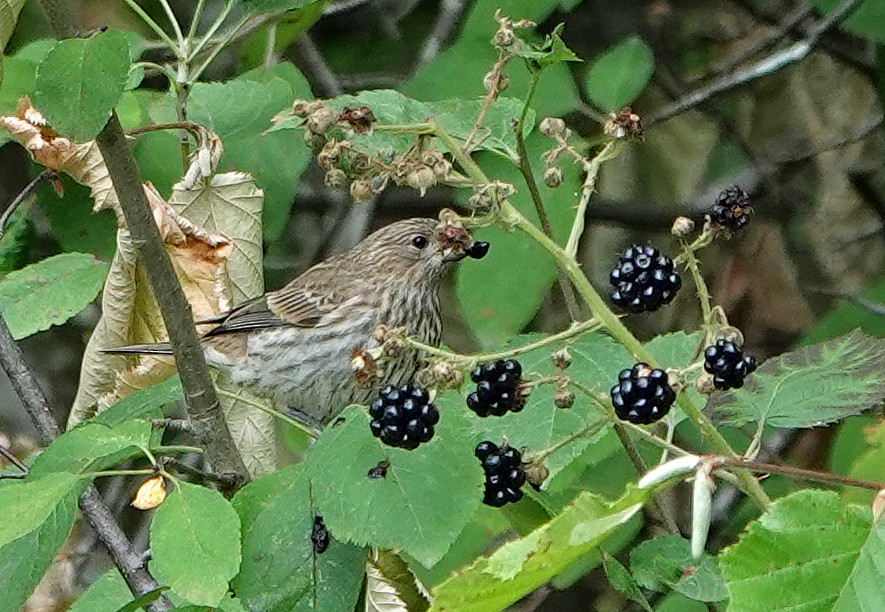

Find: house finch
<box><xmin>107</xmin><ymin>218</ymin><xmax>488</xmax><ymax>426</ymax></box>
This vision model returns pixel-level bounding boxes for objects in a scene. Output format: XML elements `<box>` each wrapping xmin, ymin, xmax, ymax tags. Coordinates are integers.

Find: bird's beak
<box><xmin>438</xmin><ymin>225</ymin><xmax>491</xmax><ymax>262</ymax></box>
<box><xmin>442</xmin><ymin>245</ymin><xmax>469</xmax><ymax>263</ymax></box>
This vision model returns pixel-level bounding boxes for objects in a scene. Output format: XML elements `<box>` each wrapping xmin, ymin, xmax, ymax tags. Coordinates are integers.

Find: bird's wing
<box><xmin>202</xmin><ymin>268</ymin><xmax>355</xmax><ymax>338</ymax></box>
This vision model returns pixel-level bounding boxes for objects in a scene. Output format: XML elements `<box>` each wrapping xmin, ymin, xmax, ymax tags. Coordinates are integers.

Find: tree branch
<box><xmin>0</xmin><ymin>314</ymin><xmax>172</xmax><ymax>611</ymax></box>
<box><xmin>0</xmin><ymin>170</ymin><xmax>54</xmax><ymax>240</ymax></box>
<box><xmin>93</xmin><ymin>113</ymin><xmax>249</xmax><ymax>487</ymax></box>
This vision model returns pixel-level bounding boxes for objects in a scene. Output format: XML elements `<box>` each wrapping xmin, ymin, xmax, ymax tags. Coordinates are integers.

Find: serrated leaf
<box><xmin>602</xmin><ymin>553</ymin><xmax>652</xmax><ymax>612</ymax></box>
<box><xmin>305</xmin><ymin>405</ymin><xmax>483</xmax><ymax>567</ymax></box>
<box><xmin>216</xmin><ymin>382</ymin><xmax>278</xmax><ymax>478</ymax></box>
<box><xmin>231</xmin><ymin>464</ymin><xmax>366</xmax><ymax>612</ymax></box>
<box><xmin>430</xmin><ymin>493</ymin><xmax>643</xmax><ymax>611</ymax></box>
<box><xmin>629</xmin><ymin>536</ymin><xmax>727</xmax><ymax>603</ymax></box>
<box><xmin>150</xmin><ymin>481</ymin><xmax>242</xmax><ymax>607</ymax></box>
<box><xmin>91</xmin><ymin>376</ymin><xmax>182</xmax><ymax>426</ymax></box>
<box><xmin>365</xmin><ymin>559</ymin><xmax>410</xmax><ymax>612</ymax></box>
<box><xmin>67</xmin><ymin>569</ymin><xmax>132</xmax><ymax>612</ymax></box>
<box><xmin>29</xmin><ymin>419</ymin><xmax>153</xmax><ymax>477</ymax></box>
<box><xmin>721</xmin><ymin>489</ymin><xmax>885</xmax><ymax>610</ymax></box>
<box><xmin>515</xmin><ymin>24</ymin><xmax>581</xmax><ymax>66</ymax></box>
<box><xmin>0</xmin><ymin>252</ymin><xmax>108</xmax><ymax>339</ymax></box>
<box><xmin>0</xmin><ymin>0</ymin><xmax>23</xmax><ymax>52</ymax></box>
<box><xmin>709</xmin><ymin>330</ymin><xmax>885</xmax><ymax>428</ymax></box>
<box><xmin>33</xmin><ymin>30</ymin><xmax>130</xmax><ymax>141</ymax></box>
<box><xmin>584</xmin><ymin>36</ymin><xmax>654</xmax><ymax>111</ymax></box>
<box><xmin>0</xmin><ymin>475</ymin><xmax>81</xmax><ymax>611</ymax></box>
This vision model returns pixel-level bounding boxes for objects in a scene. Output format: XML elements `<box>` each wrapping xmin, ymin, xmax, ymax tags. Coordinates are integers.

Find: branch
<box><xmin>0</xmin><ymin>170</ymin><xmax>55</xmax><ymax>240</ymax></box>
<box><xmin>0</xmin><ymin>314</ymin><xmax>172</xmax><ymax>612</ymax></box>
<box><xmin>93</xmin><ymin>113</ymin><xmax>249</xmax><ymax>487</ymax></box>
<box><xmin>416</xmin><ymin>0</ymin><xmax>468</xmax><ymax>68</ymax></box>
<box><xmin>717</xmin><ymin>456</ymin><xmax>885</xmax><ymax>491</ymax></box>
<box><xmin>647</xmin><ymin>0</ymin><xmax>866</xmax><ymax>125</ymax></box>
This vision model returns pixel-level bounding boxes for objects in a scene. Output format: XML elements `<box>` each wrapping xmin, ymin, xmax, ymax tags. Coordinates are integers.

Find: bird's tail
<box><xmin>101</xmin><ymin>343</ymin><xmax>174</xmax><ymax>356</ymax></box>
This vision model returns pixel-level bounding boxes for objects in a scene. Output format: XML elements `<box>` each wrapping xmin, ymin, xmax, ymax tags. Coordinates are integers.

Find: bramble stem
<box><xmin>564</xmin><ymin>140</ymin><xmax>622</xmax><ymax>259</ymax></box>
<box><xmin>716</xmin><ymin>457</ymin><xmax>884</xmax><ymax>491</ymax></box>
<box><xmin>528</xmin><ymin>418</ymin><xmax>607</xmax><ymax>463</ymax></box>
<box><xmin>122</xmin><ymin>0</ymin><xmax>180</xmax><ymax>52</ymax></box>
<box><xmin>679</xmin><ymin>237</ymin><xmax>713</xmax><ymax>337</ymax></box>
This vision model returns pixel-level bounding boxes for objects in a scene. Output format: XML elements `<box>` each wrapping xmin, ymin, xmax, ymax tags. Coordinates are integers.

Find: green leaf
<box><xmin>30</xmin><ymin>419</ymin><xmax>153</xmax><ymax>477</ymax></box>
<box><xmin>33</xmin><ymin>30</ymin><xmax>130</xmax><ymax>141</ymax></box>
<box><xmin>583</xmin><ymin>36</ymin><xmax>654</xmax><ymax>111</ymax></box>
<box><xmin>810</xmin><ymin>0</ymin><xmax>885</xmax><ymax>43</ymax></box>
<box><xmin>305</xmin><ymin>405</ymin><xmax>483</xmax><ymax>567</ymax></box>
<box><xmin>0</xmin><ymin>252</ymin><xmax>108</xmax><ymax>339</ymax></box>
<box><xmin>68</xmin><ymin>569</ymin><xmax>133</xmax><ymax>612</ymax></box>
<box><xmin>455</xmin><ymin>135</ymin><xmax>576</xmax><ymax>346</ymax></box>
<box><xmin>602</xmin><ymin>553</ymin><xmax>652</xmax><ymax>612</ymax></box>
<box><xmin>92</xmin><ymin>376</ymin><xmax>182</xmax><ymax>426</ymax></box>
<box><xmin>0</xmin><ymin>202</ymin><xmax>34</xmax><ymax>278</ymax></box>
<box><xmin>709</xmin><ymin>330</ymin><xmax>885</xmax><ymax>428</ymax></box>
<box><xmin>40</xmin><ymin>176</ymin><xmax>117</xmax><ymax>260</ymax></box>
<box><xmin>629</xmin><ymin>536</ymin><xmax>727</xmax><ymax>603</ymax></box>
<box><xmin>515</xmin><ymin>24</ymin><xmax>581</xmax><ymax>66</ymax></box>
<box><xmin>430</xmin><ymin>492</ymin><xmax>643</xmax><ymax>611</ymax></box>
<box><xmin>0</xmin><ymin>0</ymin><xmax>24</xmax><ymax>51</ymax></box>
<box><xmin>232</xmin><ymin>464</ymin><xmax>367</xmax><ymax>612</ymax></box>
<box><xmin>243</xmin><ymin>0</ymin><xmax>324</xmax><ymax>12</ymax></box>
<box><xmin>721</xmin><ymin>489</ymin><xmax>885</xmax><ymax>610</ymax></box>
<box><xmin>150</xmin><ymin>481</ymin><xmax>242</xmax><ymax>607</ymax></box>
<box><xmin>0</xmin><ymin>474</ymin><xmax>82</xmax><ymax>611</ymax></box>
<box><xmin>802</xmin><ymin>277</ymin><xmax>885</xmax><ymax>344</ymax></box>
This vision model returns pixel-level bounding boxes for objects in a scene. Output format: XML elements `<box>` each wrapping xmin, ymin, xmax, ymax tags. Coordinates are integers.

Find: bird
<box><xmin>106</xmin><ymin>217</ymin><xmax>489</xmax><ymax>427</ymax></box>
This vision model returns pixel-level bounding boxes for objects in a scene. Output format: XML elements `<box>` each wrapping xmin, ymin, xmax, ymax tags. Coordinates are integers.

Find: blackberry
<box><xmin>467</xmin><ymin>360</ymin><xmax>525</xmax><ymax>417</ymax></box>
<box><xmin>703</xmin><ymin>340</ymin><xmax>757</xmax><ymax>390</ymax></box>
<box><xmin>610</xmin><ymin>363</ymin><xmax>676</xmax><ymax>425</ymax></box>
<box><xmin>609</xmin><ymin>245</ymin><xmax>681</xmax><ymax>313</ymax></box>
<box><xmin>311</xmin><ymin>516</ymin><xmax>329</xmax><ymax>554</ymax></box>
<box><xmin>467</xmin><ymin>241</ymin><xmax>490</xmax><ymax>259</ymax></box>
<box><xmin>475</xmin><ymin>441</ymin><xmax>526</xmax><ymax>507</ymax></box>
<box><xmin>709</xmin><ymin>186</ymin><xmax>752</xmax><ymax>231</ymax></box>
<box><xmin>369</xmin><ymin>384</ymin><xmax>439</xmax><ymax>450</ymax></box>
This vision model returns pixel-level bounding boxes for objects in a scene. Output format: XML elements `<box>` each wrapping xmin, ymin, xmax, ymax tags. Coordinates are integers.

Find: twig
<box><xmin>716</xmin><ymin>456</ymin><xmax>885</xmax><ymax>491</ymax></box>
<box><xmin>515</xmin><ymin>72</ymin><xmax>580</xmax><ymax>320</ymax></box>
<box><xmin>94</xmin><ymin>113</ymin><xmax>249</xmax><ymax>487</ymax></box>
<box><xmin>464</xmin><ymin>49</ymin><xmax>509</xmax><ymax>151</ymax></box>
<box><xmin>292</xmin><ymin>33</ymin><xmax>344</xmax><ymax>97</ymax></box>
<box><xmin>162</xmin><ymin>457</ymin><xmax>239</xmax><ymax>488</ymax></box>
<box><xmin>0</xmin><ymin>312</ymin><xmax>172</xmax><ymax>611</ymax></box>
<box><xmin>564</xmin><ymin>140</ymin><xmax>621</xmax><ymax>259</ymax></box>
<box><xmin>416</xmin><ymin>0</ymin><xmax>468</xmax><ymax>68</ymax></box>
<box><xmin>0</xmin><ymin>170</ymin><xmax>54</xmax><ymax>240</ymax></box>
<box><xmin>647</xmin><ymin>0</ymin><xmax>866</xmax><ymax>125</ymax></box>
<box><xmin>0</xmin><ymin>442</ymin><xmax>28</xmax><ymax>474</ymax></box>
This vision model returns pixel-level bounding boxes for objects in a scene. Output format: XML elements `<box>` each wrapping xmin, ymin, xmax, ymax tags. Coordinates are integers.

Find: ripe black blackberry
<box><xmin>610</xmin><ymin>363</ymin><xmax>676</xmax><ymax>425</ymax></box>
<box><xmin>704</xmin><ymin>339</ymin><xmax>757</xmax><ymax>390</ymax></box>
<box><xmin>475</xmin><ymin>441</ymin><xmax>526</xmax><ymax>507</ymax></box>
<box><xmin>311</xmin><ymin>516</ymin><xmax>329</xmax><ymax>554</ymax></box>
<box><xmin>369</xmin><ymin>384</ymin><xmax>439</xmax><ymax>450</ymax></box>
<box><xmin>609</xmin><ymin>245</ymin><xmax>681</xmax><ymax>313</ymax></box>
<box><xmin>467</xmin><ymin>360</ymin><xmax>525</xmax><ymax>417</ymax></box>
<box><xmin>709</xmin><ymin>186</ymin><xmax>752</xmax><ymax>231</ymax></box>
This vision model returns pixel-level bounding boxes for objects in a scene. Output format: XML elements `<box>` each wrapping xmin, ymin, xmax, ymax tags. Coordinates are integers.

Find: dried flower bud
<box><xmin>131</xmin><ymin>476</ymin><xmax>166</xmax><ymax>510</ymax></box>
<box><xmin>303</xmin><ymin>130</ymin><xmax>326</xmax><ymax>149</ymax></box>
<box><xmin>695</xmin><ymin>373</ymin><xmax>716</xmax><ymax>394</ymax></box>
<box><xmin>524</xmin><ymin>463</ymin><xmax>549</xmax><ymax>490</ymax></box>
<box><xmin>493</xmin><ymin>28</ymin><xmax>515</xmax><ymax>48</ymax></box>
<box><xmin>716</xmin><ymin>326</ymin><xmax>745</xmax><ymax>347</ymax></box>
<box><xmin>324</xmin><ymin>168</ymin><xmax>348</xmax><ymax>189</ymax></box>
<box><xmin>317</xmin><ymin>141</ymin><xmax>341</xmax><ymax>171</ymax></box>
<box><xmin>544</xmin><ymin>166</ymin><xmax>563</xmax><ymax>188</ymax></box>
<box><xmin>432</xmin><ymin>158</ymin><xmax>452</xmax><ymax>180</ymax></box>
<box><xmin>483</xmin><ymin>70</ymin><xmax>509</xmax><ymax>94</ymax></box>
<box><xmin>351</xmin><ymin>348</ymin><xmax>383</xmax><ymax>389</ymax></box>
<box><xmin>604</xmin><ymin>107</ymin><xmax>644</xmax><ymax>140</ymax></box>
<box><xmin>306</xmin><ymin>107</ymin><xmax>340</xmax><ymax>135</ymax></box>
<box><xmin>339</xmin><ymin>106</ymin><xmax>375</xmax><ymax>133</ymax></box>
<box><xmin>539</xmin><ymin>117</ymin><xmax>566</xmax><ymax>137</ymax></box>
<box><xmin>350</xmin><ymin>178</ymin><xmax>374</xmax><ymax>203</ymax></box>
<box><xmin>671</xmin><ymin>216</ymin><xmax>695</xmax><ymax>238</ymax></box>
<box><xmin>291</xmin><ymin>99</ymin><xmax>322</xmax><ymax>118</ymax></box>
<box><xmin>551</xmin><ymin>347</ymin><xmax>572</xmax><ymax>370</ymax></box>
<box><xmin>554</xmin><ymin>387</ymin><xmax>575</xmax><ymax>409</ymax></box>
<box><xmin>374</xmin><ymin>324</ymin><xmax>407</xmax><ymax>356</ymax></box>
<box><xmin>406</xmin><ymin>165</ymin><xmax>436</xmax><ymax>196</ymax></box>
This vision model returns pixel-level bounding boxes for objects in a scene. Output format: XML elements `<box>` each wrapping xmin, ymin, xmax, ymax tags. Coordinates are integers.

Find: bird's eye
<box><xmin>411</xmin><ymin>235</ymin><xmax>428</xmax><ymax>249</ymax></box>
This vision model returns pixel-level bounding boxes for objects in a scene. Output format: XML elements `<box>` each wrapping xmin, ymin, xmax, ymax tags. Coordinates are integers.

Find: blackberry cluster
<box><xmin>467</xmin><ymin>360</ymin><xmax>524</xmax><ymax>417</ymax></box>
<box><xmin>609</xmin><ymin>245</ymin><xmax>681</xmax><ymax>313</ymax></box>
<box><xmin>709</xmin><ymin>186</ymin><xmax>752</xmax><ymax>231</ymax></box>
<box><xmin>704</xmin><ymin>340</ymin><xmax>757</xmax><ymax>390</ymax></box>
<box><xmin>475</xmin><ymin>441</ymin><xmax>526</xmax><ymax>507</ymax></box>
<box><xmin>369</xmin><ymin>384</ymin><xmax>439</xmax><ymax>450</ymax></box>
<box><xmin>311</xmin><ymin>516</ymin><xmax>329</xmax><ymax>554</ymax></box>
<box><xmin>610</xmin><ymin>363</ymin><xmax>676</xmax><ymax>425</ymax></box>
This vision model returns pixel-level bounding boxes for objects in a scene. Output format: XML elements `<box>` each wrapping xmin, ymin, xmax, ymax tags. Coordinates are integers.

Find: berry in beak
<box><xmin>466</xmin><ymin>241</ymin><xmax>490</xmax><ymax>259</ymax></box>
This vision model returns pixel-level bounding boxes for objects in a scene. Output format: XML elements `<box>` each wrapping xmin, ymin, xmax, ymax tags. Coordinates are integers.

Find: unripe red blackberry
<box><xmin>609</xmin><ymin>245</ymin><xmax>681</xmax><ymax>313</ymax></box>
<box><xmin>610</xmin><ymin>363</ymin><xmax>676</xmax><ymax>424</ymax></box>
<box><xmin>703</xmin><ymin>339</ymin><xmax>757</xmax><ymax>389</ymax></box>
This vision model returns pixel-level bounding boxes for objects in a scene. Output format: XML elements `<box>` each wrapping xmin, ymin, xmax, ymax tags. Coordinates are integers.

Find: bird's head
<box><xmin>354</xmin><ymin>217</ymin><xmax>489</xmax><ymax>283</ymax></box>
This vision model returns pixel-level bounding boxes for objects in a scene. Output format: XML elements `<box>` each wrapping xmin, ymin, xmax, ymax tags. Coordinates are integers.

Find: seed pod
<box><xmin>406</xmin><ymin>165</ymin><xmax>436</xmax><ymax>195</ymax></box>
<box><xmin>303</xmin><ymin>130</ymin><xmax>326</xmax><ymax>149</ymax></box>
<box><xmin>551</xmin><ymin>347</ymin><xmax>572</xmax><ymax>370</ymax></box>
<box><xmin>131</xmin><ymin>476</ymin><xmax>166</xmax><ymax>510</ymax></box>
<box><xmin>544</xmin><ymin>166</ymin><xmax>563</xmax><ymax>188</ymax></box>
<box><xmin>493</xmin><ymin>28</ymin><xmax>515</xmax><ymax>48</ymax></box>
<box><xmin>539</xmin><ymin>117</ymin><xmax>566</xmax><ymax>137</ymax></box>
<box><xmin>524</xmin><ymin>463</ymin><xmax>549</xmax><ymax>490</ymax></box>
<box><xmin>324</xmin><ymin>168</ymin><xmax>348</xmax><ymax>189</ymax></box>
<box><xmin>306</xmin><ymin>107</ymin><xmax>340</xmax><ymax>135</ymax></box>
<box><xmin>350</xmin><ymin>178</ymin><xmax>374</xmax><ymax>203</ymax></box>
<box><xmin>554</xmin><ymin>387</ymin><xmax>575</xmax><ymax>409</ymax></box>
<box><xmin>695</xmin><ymin>373</ymin><xmax>716</xmax><ymax>394</ymax></box>
<box><xmin>671</xmin><ymin>216</ymin><xmax>695</xmax><ymax>238</ymax></box>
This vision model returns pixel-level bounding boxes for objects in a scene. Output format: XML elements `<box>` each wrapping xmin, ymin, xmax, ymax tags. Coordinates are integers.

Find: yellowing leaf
<box><xmin>131</xmin><ymin>476</ymin><xmax>167</xmax><ymax>510</ymax></box>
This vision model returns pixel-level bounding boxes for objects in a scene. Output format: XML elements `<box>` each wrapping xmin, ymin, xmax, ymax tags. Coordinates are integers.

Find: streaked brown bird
<box><xmin>107</xmin><ymin>218</ymin><xmax>488</xmax><ymax>427</ymax></box>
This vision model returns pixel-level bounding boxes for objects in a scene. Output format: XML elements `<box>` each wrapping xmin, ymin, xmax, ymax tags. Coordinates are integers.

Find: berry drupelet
<box><xmin>609</xmin><ymin>245</ymin><xmax>681</xmax><ymax>313</ymax></box>
<box><xmin>369</xmin><ymin>384</ymin><xmax>439</xmax><ymax>450</ymax></box>
<box><xmin>467</xmin><ymin>360</ymin><xmax>525</xmax><ymax>417</ymax></box>
<box><xmin>475</xmin><ymin>441</ymin><xmax>526</xmax><ymax>507</ymax></box>
<box><xmin>709</xmin><ymin>186</ymin><xmax>752</xmax><ymax>231</ymax></box>
<box><xmin>703</xmin><ymin>340</ymin><xmax>757</xmax><ymax>390</ymax></box>
<box><xmin>311</xmin><ymin>516</ymin><xmax>329</xmax><ymax>554</ymax></box>
<box><xmin>610</xmin><ymin>363</ymin><xmax>676</xmax><ymax>425</ymax></box>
